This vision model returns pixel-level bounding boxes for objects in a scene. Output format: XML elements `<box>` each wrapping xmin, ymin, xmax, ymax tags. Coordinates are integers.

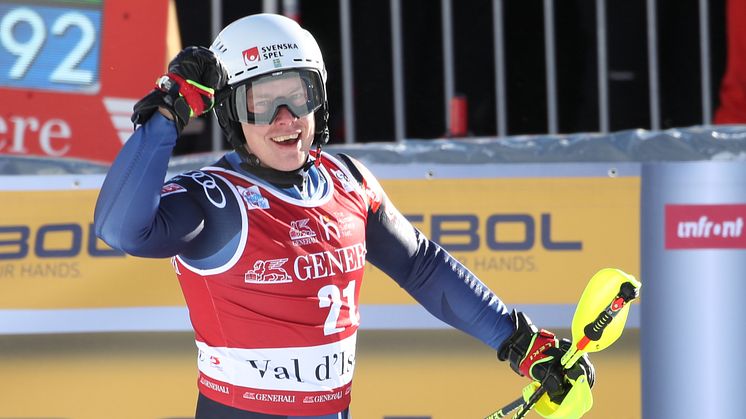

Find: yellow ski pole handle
<box><xmin>485</xmin><ymin>268</ymin><xmax>641</xmax><ymax>419</ymax></box>
<box><xmin>561</xmin><ymin>272</ymin><xmax>641</xmax><ymax>369</ymax></box>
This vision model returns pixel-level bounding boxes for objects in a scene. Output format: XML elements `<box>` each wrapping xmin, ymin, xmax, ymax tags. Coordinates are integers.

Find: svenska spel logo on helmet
<box><xmin>242</xmin><ymin>43</ymin><xmax>300</xmax><ymax>66</ymax></box>
<box><xmin>242</xmin><ymin>47</ymin><xmax>260</xmax><ymax>65</ymax></box>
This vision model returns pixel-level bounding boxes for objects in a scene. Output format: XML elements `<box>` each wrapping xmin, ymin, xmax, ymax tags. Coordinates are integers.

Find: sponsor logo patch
<box><xmin>239</xmin><ymin>185</ymin><xmax>270</xmax><ymax>210</ymax></box>
<box><xmin>245</xmin><ymin>258</ymin><xmax>292</xmax><ymax>284</ymax></box>
<box><xmin>289</xmin><ymin>219</ymin><xmax>319</xmax><ymax>246</ymax></box>
<box><xmin>243</xmin><ymin>392</ymin><xmax>296</xmax><ymax>403</ymax></box>
<box><xmin>242</xmin><ymin>47</ymin><xmax>260</xmax><ymax>64</ymax></box>
<box><xmin>161</xmin><ymin>182</ymin><xmax>186</xmax><ymax>197</ymax></box>
<box><xmin>318</xmin><ymin>215</ymin><xmax>340</xmax><ymax>241</ymax></box>
<box><xmin>183</xmin><ymin>171</ymin><xmax>226</xmax><ymax>208</ymax></box>
<box><xmin>665</xmin><ymin>204</ymin><xmax>746</xmax><ymax>249</ymax></box>
<box><xmin>331</xmin><ymin>169</ymin><xmax>356</xmax><ymax>193</ymax></box>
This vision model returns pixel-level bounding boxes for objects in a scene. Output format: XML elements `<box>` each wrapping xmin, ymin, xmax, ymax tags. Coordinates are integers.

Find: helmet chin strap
<box><xmin>314</xmin><ymin>142</ymin><xmax>323</xmax><ymax>167</ymax></box>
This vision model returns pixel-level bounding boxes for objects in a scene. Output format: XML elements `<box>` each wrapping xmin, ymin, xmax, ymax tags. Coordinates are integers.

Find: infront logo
<box><xmin>665</xmin><ymin>204</ymin><xmax>746</xmax><ymax>249</ymax></box>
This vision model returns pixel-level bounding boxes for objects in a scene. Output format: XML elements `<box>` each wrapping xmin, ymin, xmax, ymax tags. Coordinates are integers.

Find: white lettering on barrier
<box><xmin>677</xmin><ymin>216</ymin><xmax>744</xmax><ymax>238</ymax></box>
<box><xmin>0</xmin><ymin>115</ymin><xmax>72</xmax><ymax>156</ymax></box>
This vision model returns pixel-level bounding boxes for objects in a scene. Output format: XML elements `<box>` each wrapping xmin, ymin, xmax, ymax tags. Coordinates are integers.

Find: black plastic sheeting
<box><xmin>2</xmin><ymin>125</ymin><xmax>746</xmax><ymax>175</ymax></box>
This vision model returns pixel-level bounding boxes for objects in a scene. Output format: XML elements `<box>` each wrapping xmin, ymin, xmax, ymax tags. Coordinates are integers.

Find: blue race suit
<box><xmin>94</xmin><ymin>113</ymin><xmax>515</xmax><ymax>418</ymax></box>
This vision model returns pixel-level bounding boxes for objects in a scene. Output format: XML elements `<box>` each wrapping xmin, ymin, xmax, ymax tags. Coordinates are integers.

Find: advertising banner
<box><xmin>642</xmin><ymin>161</ymin><xmax>746</xmax><ymax>419</ymax></box>
<box><xmin>0</xmin><ymin>169</ymin><xmax>640</xmax><ymax>332</ymax></box>
<box><xmin>362</xmin><ymin>175</ymin><xmax>640</xmax><ymax>305</ymax></box>
<box><xmin>0</xmin><ymin>167</ymin><xmax>642</xmax><ymax>417</ymax></box>
<box><xmin>0</xmin><ymin>329</ymin><xmax>641</xmax><ymax>419</ymax></box>
<box><xmin>0</xmin><ymin>0</ymin><xmax>171</xmax><ymax>163</ymax></box>
<box><xmin>0</xmin><ymin>184</ymin><xmax>182</xmax><ymax>309</ymax></box>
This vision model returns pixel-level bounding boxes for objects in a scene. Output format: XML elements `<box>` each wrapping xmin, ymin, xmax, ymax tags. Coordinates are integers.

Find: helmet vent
<box><xmin>213</xmin><ymin>40</ymin><xmax>227</xmax><ymax>53</ymax></box>
<box><xmin>232</xmin><ymin>66</ymin><xmax>257</xmax><ymax>79</ymax></box>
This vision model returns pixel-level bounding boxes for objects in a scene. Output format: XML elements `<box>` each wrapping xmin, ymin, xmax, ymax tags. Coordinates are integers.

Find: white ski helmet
<box><xmin>210</xmin><ymin>14</ymin><xmax>329</xmax><ymax>152</ymax></box>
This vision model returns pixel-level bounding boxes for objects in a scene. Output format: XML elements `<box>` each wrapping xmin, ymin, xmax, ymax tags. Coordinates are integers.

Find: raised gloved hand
<box><xmin>132</xmin><ymin>46</ymin><xmax>227</xmax><ymax>133</ymax></box>
<box><xmin>498</xmin><ymin>310</ymin><xmax>595</xmax><ymax>418</ymax></box>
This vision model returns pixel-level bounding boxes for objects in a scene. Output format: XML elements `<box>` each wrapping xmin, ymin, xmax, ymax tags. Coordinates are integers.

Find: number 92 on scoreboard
<box><xmin>0</xmin><ymin>1</ymin><xmax>102</xmax><ymax>93</ymax></box>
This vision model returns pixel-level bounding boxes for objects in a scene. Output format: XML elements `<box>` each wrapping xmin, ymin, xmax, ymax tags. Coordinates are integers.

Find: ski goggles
<box><xmin>231</xmin><ymin>69</ymin><xmax>325</xmax><ymax>125</ymax></box>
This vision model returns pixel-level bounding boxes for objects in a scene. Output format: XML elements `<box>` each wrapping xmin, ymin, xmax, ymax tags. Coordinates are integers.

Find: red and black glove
<box><xmin>132</xmin><ymin>46</ymin><xmax>227</xmax><ymax>134</ymax></box>
<box><xmin>498</xmin><ymin>310</ymin><xmax>595</xmax><ymax>404</ymax></box>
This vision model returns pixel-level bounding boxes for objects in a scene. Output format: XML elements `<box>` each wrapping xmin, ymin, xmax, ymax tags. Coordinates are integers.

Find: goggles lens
<box><xmin>234</xmin><ymin>69</ymin><xmax>323</xmax><ymax>125</ymax></box>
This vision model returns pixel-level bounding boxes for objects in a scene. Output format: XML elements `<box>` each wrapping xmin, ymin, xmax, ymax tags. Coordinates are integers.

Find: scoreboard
<box><xmin>0</xmin><ymin>1</ymin><xmax>102</xmax><ymax>93</ymax></box>
<box><xmin>0</xmin><ymin>0</ymin><xmax>171</xmax><ymax>163</ymax></box>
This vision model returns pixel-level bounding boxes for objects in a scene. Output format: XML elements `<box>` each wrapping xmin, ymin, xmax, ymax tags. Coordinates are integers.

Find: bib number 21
<box><xmin>317</xmin><ymin>281</ymin><xmax>359</xmax><ymax>336</ymax></box>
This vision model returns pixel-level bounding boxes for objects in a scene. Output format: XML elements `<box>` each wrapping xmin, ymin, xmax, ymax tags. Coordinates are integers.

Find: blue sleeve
<box><xmin>94</xmin><ymin>114</ymin><xmax>206</xmax><ymax>258</ymax></box>
<box><xmin>365</xmin><ymin>190</ymin><xmax>515</xmax><ymax>350</ymax></box>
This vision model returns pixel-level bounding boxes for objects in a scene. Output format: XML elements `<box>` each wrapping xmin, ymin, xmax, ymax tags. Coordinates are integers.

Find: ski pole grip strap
<box><xmin>497</xmin><ymin>310</ymin><xmax>539</xmax><ymax>375</ymax></box>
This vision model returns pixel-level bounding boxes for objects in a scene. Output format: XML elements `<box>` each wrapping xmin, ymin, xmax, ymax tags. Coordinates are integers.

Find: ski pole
<box><xmin>510</xmin><ymin>386</ymin><xmax>548</xmax><ymax>419</ymax></box>
<box><xmin>484</xmin><ymin>268</ymin><xmax>641</xmax><ymax>419</ymax></box>
<box><xmin>513</xmin><ymin>273</ymin><xmax>640</xmax><ymax>419</ymax></box>
<box><xmin>485</xmin><ymin>396</ymin><xmax>524</xmax><ymax>418</ymax></box>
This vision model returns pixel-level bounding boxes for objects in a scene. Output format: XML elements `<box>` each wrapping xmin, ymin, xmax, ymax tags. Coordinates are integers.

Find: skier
<box><xmin>94</xmin><ymin>13</ymin><xmax>594</xmax><ymax>419</ymax></box>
